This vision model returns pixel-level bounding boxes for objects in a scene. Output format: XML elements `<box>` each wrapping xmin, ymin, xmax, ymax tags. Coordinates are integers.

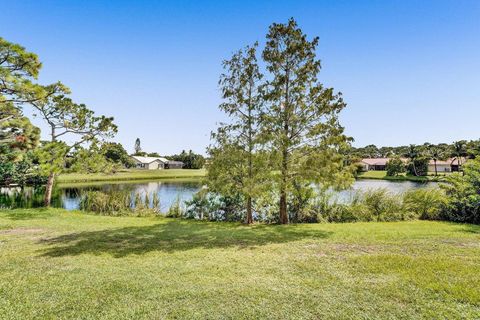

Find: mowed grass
<box><xmin>357</xmin><ymin>170</ymin><xmax>440</xmax><ymax>182</ymax></box>
<box><xmin>57</xmin><ymin>169</ymin><xmax>206</xmax><ymax>183</ymax></box>
<box><xmin>1</xmin><ymin>209</ymin><xmax>479</xmax><ymax>319</ymax></box>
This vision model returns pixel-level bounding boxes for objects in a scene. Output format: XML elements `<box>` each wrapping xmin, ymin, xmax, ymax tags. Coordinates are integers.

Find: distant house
<box><xmin>360</xmin><ymin>158</ymin><xmax>391</xmax><ymax>171</ymax></box>
<box><xmin>131</xmin><ymin>156</ymin><xmax>184</xmax><ymax>170</ymax></box>
<box><xmin>429</xmin><ymin>157</ymin><xmax>467</xmax><ymax>173</ymax></box>
<box><xmin>360</xmin><ymin>157</ymin><xmax>467</xmax><ymax>173</ymax></box>
<box><xmin>166</xmin><ymin>161</ymin><xmax>184</xmax><ymax>169</ymax></box>
<box><xmin>428</xmin><ymin>159</ymin><xmax>452</xmax><ymax>173</ymax></box>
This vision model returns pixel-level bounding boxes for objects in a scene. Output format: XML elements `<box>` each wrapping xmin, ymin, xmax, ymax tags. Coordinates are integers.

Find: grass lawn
<box><xmin>357</xmin><ymin>170</ymin><xmax>441</xmax><ymax>182</ymax></box>
<box><xmin>57</xmin><ymin>168</ymin><xmax>206</xmax><ymax>183</ymax></box>
<box><xmin>1</xmin><ymin>209</ymin><xmax>479</xmax><ymax>319</ymax></box>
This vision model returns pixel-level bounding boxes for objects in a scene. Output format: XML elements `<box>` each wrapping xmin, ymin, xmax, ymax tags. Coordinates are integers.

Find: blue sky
<box><xmin>2</xmin><ymin>0</ymin><xmax>479</xmax><ymax>154</ymax></box>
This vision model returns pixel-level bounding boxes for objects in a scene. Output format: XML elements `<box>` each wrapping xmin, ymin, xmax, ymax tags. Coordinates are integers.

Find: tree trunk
<box><xmin>434</xmin><ymin>159</ymin><xmax>437</xmax><ymax>176</ymax></box>
<box><xmin>279</xmin><ymin>146</ymin><xmax>289</xmax><ymax>224</ymax></box>
<box><xmin>44</xmin><ymin>172</ymin><xmax>55</xmax><ymax>207</ymax></box>
<box><xmin>246</xmin><ymin>196</ymin><xmax>253</xmax><ymax>224</ymax></box>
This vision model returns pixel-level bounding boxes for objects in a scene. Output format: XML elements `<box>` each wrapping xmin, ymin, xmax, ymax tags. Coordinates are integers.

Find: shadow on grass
<box><xmin>0</xmin><ymin>208</ymin><xmax>57</xmax><ymax>221</ymax></box>
<box><xmin>39</xmin><ymin>220</ymin><xmax>331</xmax><ymax>258</ymax></box>
<box><xmin>459</xmin><ymin>224</ymin><xmax>480</xmax><ymax>234</ymax></box>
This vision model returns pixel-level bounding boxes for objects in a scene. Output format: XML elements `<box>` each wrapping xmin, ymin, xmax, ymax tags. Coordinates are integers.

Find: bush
<box><xmin>184</xmin><ymin>190</ymin><xmax>245</xmax><ymax>221</ymax></box>
<box><xmin>406</xmin><ymin>158</ymin><xmax>429</xmax><ymax>176</ymax></box>
<box><xmin>402</xmin><ymin>188</ymin><xmax>446</xmax><ymax>220</ymax></box>
<box><xmin>441</xmin><ymin>159</ymin><xmax>480</xmax><ymax>224</ymax></box>
<box><xmin>361</xmin><ymin>189</ymin><xmax>403</xmax><ymax>221</ymax></box>
<box><xmin>386</xmin><ymin>157</ymin><xmax>405</xmax><ymax>176</ymax></box>
<box><xmin>167</xmin><ymin>196</ymin><xmax>184</xmax><ymax>218</ymax></box>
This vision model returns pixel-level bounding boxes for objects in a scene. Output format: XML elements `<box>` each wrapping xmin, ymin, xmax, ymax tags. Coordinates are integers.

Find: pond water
<box><xmin>0</xmin><ymin>179</ymin><xmax>437</xmax><ymax>210</ymax></box>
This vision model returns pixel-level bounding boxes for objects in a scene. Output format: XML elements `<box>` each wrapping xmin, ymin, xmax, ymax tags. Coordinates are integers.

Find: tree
<box><xmin>147</xmin><ymin>152</ymin><xmax>161</xmax><ymax>157</ymax></box>
<box><xmin>405</xmin><ymin>144</ymin><xmax>419</xmax><ymax>176</ymax></box>
<box><xmin>386</xmin><ymin>157</ymin><xmax>405</xmax><ymax>176</ymax></box>
<box><xmin>0</xmin><ymin>37</ymin><xmax>63</xmax><ymax>111</ymax></box>
<box><xmin>262</xmin><ymin>18</ymin><xmax>353</xmax><ymax>224</ymax></box>
<box><xmin>31</xmin><ymin>93</ymin><xmax>117</xmax><ymax>206</ymax></box>
<box><xmin>426</xmin><ymin>144</ymin><xmax>443</xmax><ymax>176</ymax></box>
<box><xmin>134</xmin><ymin>138</ymin><xmax>142</xmax><ymax>155</ymax></box>
<box><xmin>170</xmin><ymin>150</ymin><xmax>206</xmax><ymax>169</ymax></box>
<box><xmin>0</xmin><ymin>103</ymin><xmax>40</xmax><ymax>150</ymax></box>
<box><xmin>441</xmin><ymin>158</ymin><xmax>480</xmax><ymax>224</ymax></box>
<box><xmin>208</xmin><ymin>43</ymin><xmax>266</xmax><ymax>224</ymax></box>
<box><xmin>101</xmin><ymin>142</ymin><xmax>135</xmax><ymax>167</ymax></box>
<box><xmin>452</xmin><ymin>140</ymin><xmax>467</xmax><ymax>173</ymax></box>
<box><xmin>69</xmin><ymin>143</ymin><xmax>120</xmax><ymax>174</ymax></box>
<box><xmin>0</xmin><ymin>103</ymin><xmax>42</xmax><ymax>186</ymax></box>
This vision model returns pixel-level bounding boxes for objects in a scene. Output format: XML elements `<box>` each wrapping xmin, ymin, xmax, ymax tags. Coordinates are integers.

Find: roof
<box><xmin>131</xmin><ymin>156</ymin><xmax>169</xmax><ymax>164</ymax></box>
<box><xmin>361</xmin><ymin>158</ymin><xmax>390</xmax><ymax>166</ymax></box>
<box><xmin>428</xmin><ymin>159</ymin><xmax>451</xmax><ymax>165</ymax></box>
<box><xmin>429</xmin><ymin>157</ymin><xmax>468</xmax><ymax>165</ymax></box>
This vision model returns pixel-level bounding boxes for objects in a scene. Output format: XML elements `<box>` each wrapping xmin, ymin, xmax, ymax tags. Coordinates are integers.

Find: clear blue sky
<box><xmin>2</xmin><ymin>0</ymin><xmax>479</xmax><ymax>154</ymax></box>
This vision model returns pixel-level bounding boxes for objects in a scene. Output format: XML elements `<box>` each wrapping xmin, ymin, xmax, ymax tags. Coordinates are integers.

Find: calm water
<box><xmin>0</xmin><ymin>179</ymin><xmax>436</xmax><ymax>210</ymax></box>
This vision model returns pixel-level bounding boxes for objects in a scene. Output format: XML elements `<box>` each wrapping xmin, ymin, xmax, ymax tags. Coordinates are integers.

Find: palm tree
<box><xmin>406</xmin><ymin>144</ymin><xmax>419</xmax><ymax>176</ymax></box>
<box><xmin>452</xmin><ymin>140</ymin><xmax>467</xmax><ymax>173</ymax></box>
<box><xmin>427</xmin><ymin>144</ymin><xmax>442</xmax><ymax>176</ymax></box>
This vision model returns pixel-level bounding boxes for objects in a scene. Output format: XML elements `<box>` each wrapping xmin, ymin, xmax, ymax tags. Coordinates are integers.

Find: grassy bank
<box><xmin>1</xmin><ymin>209</ymin><xmax>479</xmax><ymax>319</ymax></box>
<box><xmin>357</xmin><ymin>170</ymin><xmax>443</xmax><ymax>182</ymax></box>
<box><xmin>57</xmin><ymin>169</ymin><xmax>206</xmax><ymax>183</ymax></box>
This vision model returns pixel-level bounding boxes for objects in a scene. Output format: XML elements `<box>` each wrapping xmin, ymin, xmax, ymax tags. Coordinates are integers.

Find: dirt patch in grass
<box><xmin>0</xmin><ymin>227</ymin><xmax>45</xmax><ymax>235</ymax></box>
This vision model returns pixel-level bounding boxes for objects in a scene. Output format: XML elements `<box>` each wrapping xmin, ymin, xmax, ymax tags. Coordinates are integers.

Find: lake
<box><xmin>0</xmin><ymin>179</ymin><xmax>437</xmax><ymax>210</ymax></box>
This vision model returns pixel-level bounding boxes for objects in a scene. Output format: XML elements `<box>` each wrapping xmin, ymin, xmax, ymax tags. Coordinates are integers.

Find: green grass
<box><xmin>57</xmin><ymin>169</ymin><xmax>206</xmax><ymax>183</ymax></box>
<box><xmin>357</xmin><ymin>170</ymin><xmax>442</xmax><ymax>182</ymax></box>
<box><xmin>1</xmin><ymin>209</ymin><xmax>479</xmax><ymax>319</ymax></box>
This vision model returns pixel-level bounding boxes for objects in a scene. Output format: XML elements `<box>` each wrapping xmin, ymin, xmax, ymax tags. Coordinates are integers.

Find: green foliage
<box><xmin>210</xmin><ymin>19</ymin><xmax>354</xmax><ymax>224</ymax></box>
<box><xmin>80</xmin><ymin>190</ymin><xmax>131</xmax><ymax>214</ymax></box>
<box><xmin>68</xmin><ymin>144</ymin><xmax>121</xmax><ymax>174</ymax></box>
<box><xmin>0</xmin><ymin>37</ymin><xmax>55</xmax><ymax>107</ymax></box>
<box><xmin>166</xmin><ymin>196</ymin><xmax>184</xmax><ymax>218</ymax></box>
<box><xmin>80</xmin><ymin>190</ymin><xmax>159</xmax><ymax>216</ymax></box>
<box><xmin>101</xmin><ymin>142</ymin><xmax>135</xmax><ymax>168</ymax></box>
<box><xmin>0</xmin><ymin>148</ymin><xmax>45</xmax><ymax>186</ymax></box>
<box><xmin>403</xmin><ymin>188</ymin><xmax>446</xmax><ymax>220</ymax></box>
<box><xmin>386</xmin><ymin>157</ymin><xmax>405</xmax><ymax>176</ymax></box>
<box><xmin>30</xmin><ymin>91</ymin><xmax>117</xmax><ymax>205</ymax></box>
<box><xmin>441</xmin><ymin>159</ymin><xmax>480</xmax><ymax>224</ymax></box>
<box><xmin>262</xmin><ymin>18</ymin><xmax>354</xmax><ymax>223</ymax></box>
<box><xmin>407</xmin><ymin>157</ymin><xmax>429</xmax><ymax>176</ymax></box>
<box><xmin>170</xmin><ymin>150</ymin><xmax>205</xmax><ymax>169</ymax></box>
<box><xmin>0</xmin><ymin>103</ymin><xmax>40</xmax><ymax>150</ymax></box>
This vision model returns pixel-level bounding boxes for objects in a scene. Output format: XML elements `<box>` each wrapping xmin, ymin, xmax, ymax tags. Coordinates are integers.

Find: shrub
<box><xmin>406</xmin><ymin>157</ymin><xmax>429</xmax><ymax>176</ymax></box>
<box><xmin>386</xmin><ymin>157</ymin><xmax>405</xmax><ymax>176</ymax></box>
<box><xmin>361</xmin><ymin>189</ymin><xmax>403</xmax><ymax>221</ymax></box>
<box><xmin>402</xmin><ymin>188</ymin><xmax>446</xmax><ymax>220</ymax></box>
<box><xmin>440</xmin><ymin>159</ymin><xmax>480</xmax><ymax>224</ymax></box>
<box><xmin>167</xmin><ymin>196</ymin><xmax>184</xmax><ymax>218</ymax></box>
<box><xmin>184</xmin><ymin>190</ymin><xmax>245</xmax><ymax>221</ymax></box>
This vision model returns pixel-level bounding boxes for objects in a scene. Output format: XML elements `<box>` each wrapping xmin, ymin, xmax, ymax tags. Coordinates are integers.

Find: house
<box><xmin>131</xmin><ymin>156</ymin><xmax>184</xmax><ymax>170</ymax></box>
<box><xmin>427</xmin><ymin>159</ymin><xmax>452</xmax><ymax>173</ymax></box>
<box><xmin>360</xmin><ymin>158</ymin><xmax>391</xmax><ymax>171</ymax></box>
<box><xmin>428</xmin><ymin>157</ymin><xmax>468</xmax><ymax>173</ymax></box>
<box><xmin>359</xmin><ymin>157</ymin><xmax>467</xmax><ymax>173</ymax></box>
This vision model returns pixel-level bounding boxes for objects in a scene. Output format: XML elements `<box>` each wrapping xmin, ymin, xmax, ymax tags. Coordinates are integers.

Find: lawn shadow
<box><xmin>39</xmin><ymin>220</ymin><xmax>331</xmax><ymax>258</ymax></box>
<box><xmin>0</xmin><ymin>208</ymin><xmax>56</xmax><ymax>221</ymax></box>
<box><xmin>458</xmin><ymin>224</ymin><xmax>480</xmax><ymax>234</ymax></box>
